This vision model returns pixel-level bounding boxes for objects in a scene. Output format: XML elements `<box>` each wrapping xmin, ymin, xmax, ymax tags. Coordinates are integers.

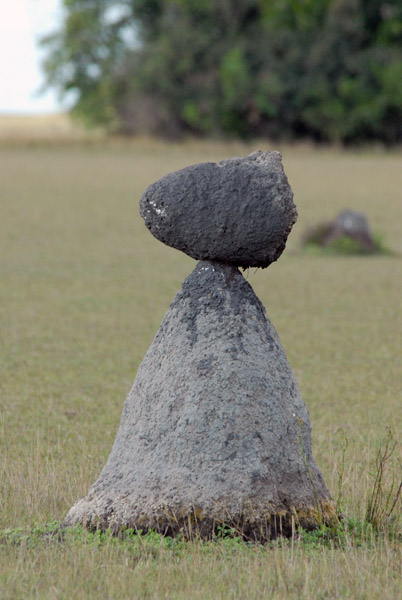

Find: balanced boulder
<box><xmin>140</xmin><ymin>150</ymin><xmax>297</xmax><ymax>268</ymax></box>
<box><xmin>64</xmin><ymin>151</ymin><xmax>335</xmax><ymax>540</ymax></box>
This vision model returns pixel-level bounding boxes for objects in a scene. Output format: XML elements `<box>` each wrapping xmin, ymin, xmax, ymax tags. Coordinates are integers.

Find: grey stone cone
<box><xmin>64</xmin><ymin>151</ymin><xmax>336</xmax><ymax>540</ymax></box>
<box><xmin>64</xmin><ymin>261</ymin><xmax>335</xmax><ymax>539</ymax></box>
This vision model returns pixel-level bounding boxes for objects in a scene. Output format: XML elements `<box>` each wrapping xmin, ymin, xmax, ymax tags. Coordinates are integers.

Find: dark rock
<box><xmin>64</xmin><ymin>261</ymin><xmax>335</xmax><ymax>540</ymax></box>
<box><xmin>140</xmin><ymin>151</ymin><xmax>297</xmax><ymax>268</ymax></box>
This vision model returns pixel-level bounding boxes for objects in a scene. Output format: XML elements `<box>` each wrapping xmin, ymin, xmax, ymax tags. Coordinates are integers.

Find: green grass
<box><xmin>0</xmin><ymin>138</ymin><xmax>401</xmax><ymax>598</ymax></box>
<box><xmin>0</xmin><ymin>521</ymin><xmax>401</xmax><ymax>599</ymax></box>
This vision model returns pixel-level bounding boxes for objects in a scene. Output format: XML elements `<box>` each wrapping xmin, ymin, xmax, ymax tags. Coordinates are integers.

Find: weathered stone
<box><xmin>322</xmin><ymin>209</ymin><xmax>375</xmax><ymax>250</ymax></box>
<box><xmin>140</xmin><ymin>151</ymin><xmax>297</xmax><ymax>268</ymax></box>
<box><xmin>303</xmin><ymin>209</ymin><xmax>376</xmax><ymax>252</ymax></box>
<box><xmin>64</xmin><ymin>261</ymin><xmax>335</xmax><ymax>540</ymax></box>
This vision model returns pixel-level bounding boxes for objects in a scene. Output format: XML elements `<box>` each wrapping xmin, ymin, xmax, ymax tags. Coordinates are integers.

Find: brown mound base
<box><xmin>64</xmin><ymin>499</ymin><xmax>339</xmax><ymax>542</ymax></box>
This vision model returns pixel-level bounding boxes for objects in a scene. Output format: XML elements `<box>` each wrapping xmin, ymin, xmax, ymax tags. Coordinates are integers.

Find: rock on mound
<box><xmin>64</xmin><ymin>151</ymin><xmax>335</xmax><ymax>541</ymax></box>
<box><xmin>140</xmin><ymin>151</ymin><xmax>297</xmax><ymax>268</ymax></box>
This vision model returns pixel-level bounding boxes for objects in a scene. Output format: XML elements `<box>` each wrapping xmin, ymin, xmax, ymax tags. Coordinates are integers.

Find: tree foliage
<box><xmin>41</xmin><ymin>0</ymin><xmax>402</xmax><ymax>143</ymax></box>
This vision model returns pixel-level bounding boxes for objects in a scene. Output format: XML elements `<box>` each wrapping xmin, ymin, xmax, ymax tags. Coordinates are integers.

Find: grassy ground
<box><xmin>0</xmin><ymin>129</ymin><xmax>401</xmax><ymax>598</ymax></box>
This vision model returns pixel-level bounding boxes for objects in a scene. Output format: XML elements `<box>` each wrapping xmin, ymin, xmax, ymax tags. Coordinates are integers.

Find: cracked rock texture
<box><xmin>140</xmin><ymin>151</ymin><xmax>297</xmax><ymax>268</ymax></box>
<box><xmin>64</xmin><ymin>262</ymin><xmax>333</xmax><ymax>539</ymax></box>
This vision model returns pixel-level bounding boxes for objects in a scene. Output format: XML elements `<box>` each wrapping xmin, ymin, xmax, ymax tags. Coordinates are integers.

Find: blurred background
<box><xmin>1</xmin><ymin>0</ymin><xmax>402</xmax><ymax>144</ymax></box>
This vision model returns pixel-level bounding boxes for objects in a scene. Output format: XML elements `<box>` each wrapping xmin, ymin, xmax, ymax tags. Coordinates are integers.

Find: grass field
<box><xmin>0</xmin><ymin>127</ymin><xmax>401</xmax><ymax>598</ymax></box>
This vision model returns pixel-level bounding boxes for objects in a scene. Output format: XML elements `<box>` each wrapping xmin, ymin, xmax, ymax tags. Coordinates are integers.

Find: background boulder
<box><xmin>304</xmin><ymin>209</ymin><xmax>377</xmax><ymax>253</ymax></box>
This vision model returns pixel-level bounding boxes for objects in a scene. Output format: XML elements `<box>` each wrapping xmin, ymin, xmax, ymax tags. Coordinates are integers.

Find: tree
<box><xmin>41</xmin><ymin>0</ymin><xmax>402</xmax><ymax>143</ymax></box>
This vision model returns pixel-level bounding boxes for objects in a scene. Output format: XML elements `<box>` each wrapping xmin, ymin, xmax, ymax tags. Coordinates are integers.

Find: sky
<box><xmin>0</xmin><ymin>0</ymin><xmax>63</xmax><ymax>113</ymax></box>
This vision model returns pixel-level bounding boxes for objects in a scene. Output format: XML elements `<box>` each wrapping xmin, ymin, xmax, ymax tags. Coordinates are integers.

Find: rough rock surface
<box><xmin>140</xmin><ymin>151</ymin><xmax>297</xmax><ymax>268</ymax></box>
<box><xmin>64</xmin><ymin>262</ymin><xmax>335</xmax><ymax>539</ymax></box>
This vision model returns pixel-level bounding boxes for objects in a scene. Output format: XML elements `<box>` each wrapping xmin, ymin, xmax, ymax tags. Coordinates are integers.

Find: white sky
<box><xmin>0</xmin><ymin>0</ymin><xmax>63</xmax><ymax>113</ymax></box>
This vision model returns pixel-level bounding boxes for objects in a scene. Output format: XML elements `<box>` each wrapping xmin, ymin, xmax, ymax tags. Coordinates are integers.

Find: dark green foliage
<box><xmin>41</xmin><ymin>0</ymin><xmax>402</xmax><ymax>143</ymax></box>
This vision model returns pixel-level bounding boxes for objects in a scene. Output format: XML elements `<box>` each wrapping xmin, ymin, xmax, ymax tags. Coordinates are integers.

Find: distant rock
<box><xmin>324</xmin><ymin>210</ymin><xmax>375</xmax><ymax>250</ymax></box>
<box><xmin>64</xmin><ymin>262</ymin><xmax>334</xmax><ymax>539</ymax></box>
<box><xmin>304</xmin><ymin>209</ymin><xmax>376</xmax><ymax>252</ymax></box>
<box><xmin>140</xmin><ymin>150</ymin><xmax>297</xmax><ymax>268</ymax></box>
